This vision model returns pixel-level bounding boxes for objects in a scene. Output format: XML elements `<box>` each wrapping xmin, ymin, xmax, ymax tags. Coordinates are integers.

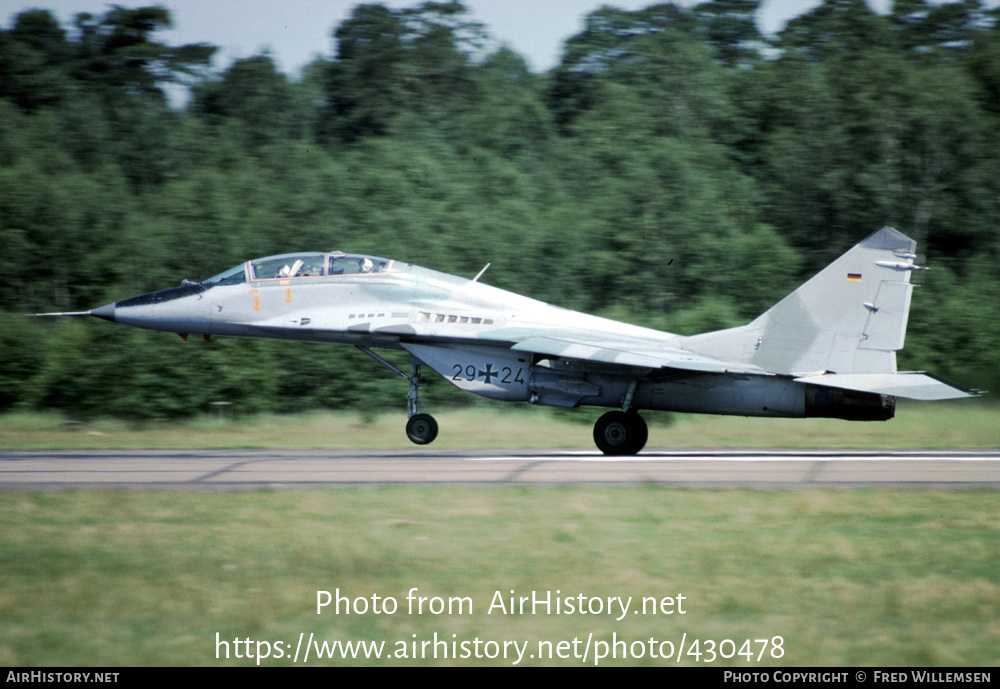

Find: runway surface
<box><xmin>2</xmin><ymin>448</ymin><xmax>999</xmax><ymax>490</ymax></box>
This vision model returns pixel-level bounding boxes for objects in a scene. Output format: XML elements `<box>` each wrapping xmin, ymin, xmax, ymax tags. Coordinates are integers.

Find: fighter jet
<box><xmin>34</xmin><ymin>227</ymin><xmax>978</xmax><ymax>454</ymax></box>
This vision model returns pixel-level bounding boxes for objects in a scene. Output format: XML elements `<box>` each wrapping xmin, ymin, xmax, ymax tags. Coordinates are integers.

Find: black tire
<box><xmin>593</xmin><ymin>410</ymin><xmax>647</xmax><ymax>455</ymax></box>
<box><xmin>629</xmin><ymin>412</ymin><xmax>648</xmax><ymax>454</ymax></box>
<box><xmin>406</xmin><ymin>413</ymin><xmax>438</xmax><ymax>445</ymax></box>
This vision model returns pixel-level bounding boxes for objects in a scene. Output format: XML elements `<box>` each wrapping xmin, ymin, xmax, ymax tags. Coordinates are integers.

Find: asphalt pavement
<box><xmin>2</xmin><ymin>449</ymin><xmax>999</xmax><ymax>490</ymax></box>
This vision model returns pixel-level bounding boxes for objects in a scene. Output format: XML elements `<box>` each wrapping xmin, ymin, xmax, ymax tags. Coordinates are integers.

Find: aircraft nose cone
<box><xmin>90</xmin><ymin>303</ymin><xmax>117</xmax><ymax>323</ymax></box>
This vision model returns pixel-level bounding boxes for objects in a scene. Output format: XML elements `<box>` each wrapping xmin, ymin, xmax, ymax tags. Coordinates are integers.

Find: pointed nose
<box><xmin>90</xmin><ymin>303</ymin><xmax>117</xmax><ymax>323</ymax></box>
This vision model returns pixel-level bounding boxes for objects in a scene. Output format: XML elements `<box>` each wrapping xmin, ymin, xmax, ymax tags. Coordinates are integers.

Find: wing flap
<box><xmin>794</xmin><ymin>372</ymin><xmax>981</xmax><ymax>401</ymax></box>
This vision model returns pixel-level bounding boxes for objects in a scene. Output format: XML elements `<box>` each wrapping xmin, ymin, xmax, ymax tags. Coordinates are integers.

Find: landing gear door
<box><xmin>401</xmin><ymin>343</ymin><xmax>530</xmax><ymax>401</ymax></box>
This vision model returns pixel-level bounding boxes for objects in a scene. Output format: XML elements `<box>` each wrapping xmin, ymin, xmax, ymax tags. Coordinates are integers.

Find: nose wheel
<box><xmin>356</xmin><ymin>347</ymin><xmax>440</xmax><ymax>445</ymax></box>
<box><xmin>593</xmin><ymin>410</ymin><xmax>647</xmax><ymax>455</ymax></box>
<box><xmin>406</xmin><ymin>413</ymin><xmax>438</xmax><ymax>445</ymax></box>
<box><xmin>404</xmin><ymin>362</ymin><xmax>438</xmax><ymax>446</ymax></box>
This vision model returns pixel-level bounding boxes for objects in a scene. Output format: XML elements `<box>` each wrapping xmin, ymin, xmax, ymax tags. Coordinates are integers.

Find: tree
<box><xmin>323</xmin><ymin>1</ymin><xmax>486</xmax><ymax>142</ymax></box>
<box><xmin>967</xmin><ymin>10</ymin><xmax>1000</xmax><ymax>113</ymax></box>
<box><xmin>192</xmin><ymin>54</ymin><xmax>303</xmax><ymax>146</ymax></box>
<box><xmin>2</xmin><ymin>0</ymin><xmax>997</xmax><ymax>416</ymax></box>
<box><xmin>891</xmin><ymin>0</ymin><xmax>994</xmax><ymax>54</ymax></box>
<box><xmin>693</xmin><ymin>0</ymin><xmax>766</xmax><ymax>67</ymax></box>
<box><xmin>779</xmin><ymin>0</ymin><xmax>896</xmax><ymax>62</ymax></box>
<box><xmin>70</xmin><ymin>6</ymin><xmax>214</xmax><ymax>103</ymax></box>
<box><xmin>0</xmin><ymin>10</ymin><xmax>71</xmax><ymax>110</ymax></box>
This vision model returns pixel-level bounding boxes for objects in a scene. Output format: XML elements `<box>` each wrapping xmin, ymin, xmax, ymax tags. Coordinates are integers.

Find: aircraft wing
<box><xmin>507</xmin><ymin>336</ymin><xmax>979</xmax><ymax>400</ymax></box>
<box><xmin>509</xmin><ymin>335</ymin><xmax>768</xmax><ymax>375</ymax></box>
<box><xmin>792</xmin><ymin>372</ymin><xmax>981</xmax><ymax>401</ymax></box>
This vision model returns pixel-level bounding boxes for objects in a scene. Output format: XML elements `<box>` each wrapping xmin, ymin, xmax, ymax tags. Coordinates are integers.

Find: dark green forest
<box><xmin>2</xmin><ymin>0</ymin><xmax>998</xmax><ymax>419</ymax></box>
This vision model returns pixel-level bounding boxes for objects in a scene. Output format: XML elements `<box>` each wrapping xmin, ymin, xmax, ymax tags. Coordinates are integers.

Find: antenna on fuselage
<box><xmin>472</xmin><ymin>263</ymin><xmax>491</xmax><ymax>282</ymax></box>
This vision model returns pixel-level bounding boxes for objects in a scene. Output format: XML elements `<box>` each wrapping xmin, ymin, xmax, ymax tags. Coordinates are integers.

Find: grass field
<box><xmin>1</xmin><ymin>403</ymin><xmax>997</xmax><ymax>666</ymax></box>
<box><xmin>2</xmin><ymin>400</ymin><xmax>998</xmax><ymax>450</ymax></box>
<box><xmin>1</xmin><ymin>487</ymin><xmax>998</xmax><ymax>666</ymax></box>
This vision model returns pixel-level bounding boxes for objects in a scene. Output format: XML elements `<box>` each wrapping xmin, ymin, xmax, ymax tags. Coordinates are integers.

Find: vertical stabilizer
<box><xmin>684</xmin><ymin>227</ymin><xmax>922</xmax><ymax>375</ymax></box>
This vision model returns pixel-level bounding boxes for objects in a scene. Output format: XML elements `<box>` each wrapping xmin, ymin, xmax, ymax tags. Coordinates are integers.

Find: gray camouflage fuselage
<box><xmin>43</xmin><ymin>229</ymin><xmax>977</xmax><ymax>453</ymax></box>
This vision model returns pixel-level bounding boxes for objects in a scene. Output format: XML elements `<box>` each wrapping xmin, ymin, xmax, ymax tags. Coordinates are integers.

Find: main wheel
<box><xmin>406</xmin><ymin>413</ymin><xmax>439</xmax><ymax>445</ymax></box>
<box><xmin>593</xmin><ymin>411</ymin><xmax>648</xmax><ymax>455</ymax></box>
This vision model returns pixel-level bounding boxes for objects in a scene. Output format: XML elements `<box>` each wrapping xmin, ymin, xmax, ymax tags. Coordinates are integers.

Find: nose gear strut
<box><xmin>356</xmin><ymin>346</ymin><xmax>438</xmax><ymax>445</ymax></box>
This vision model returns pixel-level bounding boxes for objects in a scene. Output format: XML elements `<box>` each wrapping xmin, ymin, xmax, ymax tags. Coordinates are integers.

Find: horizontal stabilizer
<box><xmin>794</xmin><ymin>372</ymin><xmax>981</xmax><ymax>401</ymax></box>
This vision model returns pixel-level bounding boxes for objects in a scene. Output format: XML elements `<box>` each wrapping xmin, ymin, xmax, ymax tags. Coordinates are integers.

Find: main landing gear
<box><xmin>593</xmin><ymin>410</ymin><xmax>648</xmax><ymax>455</ymax></box>
<box><xmin>357</xmin><ymin>347</ymin><xmax>438</xmax><ymax>446</ymax></box>
<box><xmin>592</xmin><ymin>380</ymin><xmax>647</xmax><ymax>455</ymax></box>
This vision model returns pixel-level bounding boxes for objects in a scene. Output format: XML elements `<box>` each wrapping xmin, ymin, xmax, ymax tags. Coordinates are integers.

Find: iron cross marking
<box><xmin>479</xmin><ymin>364</ymin><xmax>499</xmax><ymax>384</ymax></box>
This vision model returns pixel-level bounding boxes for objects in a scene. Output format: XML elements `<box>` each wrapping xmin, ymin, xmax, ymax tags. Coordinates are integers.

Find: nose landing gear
<box><xmin>357</xmin><ymin>347</ymin><xmax>439</xmax><ymax>446</ymax></box>
<box><xmin>406</xmin><ymin>413</ymin><xmax>438</xmax><ymax>445</ymax></box>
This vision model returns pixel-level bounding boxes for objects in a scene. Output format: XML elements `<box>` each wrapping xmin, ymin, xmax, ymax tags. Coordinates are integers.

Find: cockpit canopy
<box><xmin>202</xmin><ymin>252</ymin><xmax>394</xmax><ymax>286</ymax></box>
